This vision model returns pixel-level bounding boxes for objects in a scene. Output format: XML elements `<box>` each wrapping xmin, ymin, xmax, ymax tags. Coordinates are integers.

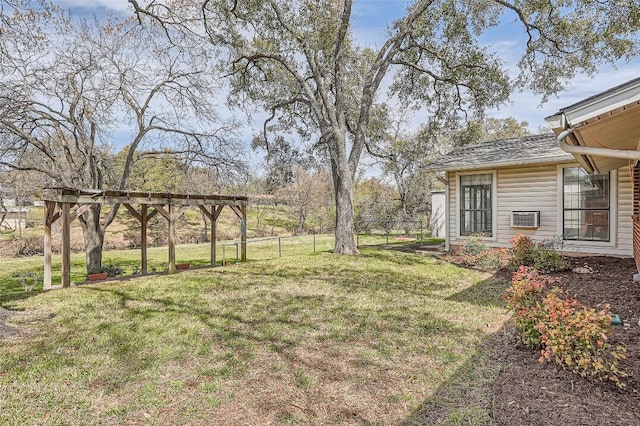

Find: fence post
<box><xmin>313</xmin><ymin>233</ymin><xmax>316</xmax><ymax>253</ymax></box>
<box><xmin>420</xmin><ymin>220</ymin><xmax>423</xmax><ymax>242</ymax></box>
<box><xmin>235</xmin><ymin>242</ymin><xmax>239</xmax><ymax>261</ymax></box>
<box><xmin>356</xmin><ymin>231</ymin><xmax>359</xmax><ymax>247</ymax></box>
<box><xmin>278</xmin><ymin>237</ymin><xmax>282</xmax><ymax>258</ymax></box>
<box><xmin>222</xmin><ymin>245</ymin><xmax>226</xmax><ymax>264</ymax></box>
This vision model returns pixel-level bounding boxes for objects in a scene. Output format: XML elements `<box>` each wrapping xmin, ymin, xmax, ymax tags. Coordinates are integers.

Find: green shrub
<box><xmin>507</xmin><ymin>233</ymin><xmax>566</xmax><ymax>273</ymax></box>
<box><xmin>453</xmin><ymin>236</ymin><xmax>509</xmax><ymax>271</ymax></box>
<box><xmin>477</xmin><ymin>249</ymin><xmax>503</xmax><ymax>270</ymax></box>
<box><xmin>460</xmin><ymin>236</ymin><xmax>489</xmax><ymax>256</ymax></box>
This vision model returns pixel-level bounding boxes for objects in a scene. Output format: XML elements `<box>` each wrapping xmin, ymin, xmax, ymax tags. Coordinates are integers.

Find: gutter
<box><xmin>557</xmin><ymin>128</ymin><xmax>640</xmax><ymax>161</ymax></box>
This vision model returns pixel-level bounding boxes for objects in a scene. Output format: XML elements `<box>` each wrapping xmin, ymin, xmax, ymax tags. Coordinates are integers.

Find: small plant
<box><xmin>477</xmin><ymin>249</ymin><xmax>503</xmax><ymax>270</ymax></box>
<box><xmin>12</xmin><ymin>271</ymin><xmax>41</xmax><ymax>292</ymax></box>
<box><xmin>459</xmin><ymin>236</ymin><xmax>489</xmax><ymax>256</ymax></box>
<box><xmin>508</xmin><ymin>233</ymin><xmax>536</xmax><ymax>268</ymax></box>
<box><xmin>132</xmin><ymin>265</ymin><xmax>141</xmax><ymax>275</ymax></box>
<box><xmin>452</xmin><ymin>236</ymin><xmax>509</xmax><ymax>271</ymax></box>
<box><xmin>102</xmin><ymin>263</ymin><xmax>124</xmax><ymax>277</ymax></box>
<box><xmin>89</xmin><ymin>263</ymin><xmax>124</xmax><ymax>278</ymax></box>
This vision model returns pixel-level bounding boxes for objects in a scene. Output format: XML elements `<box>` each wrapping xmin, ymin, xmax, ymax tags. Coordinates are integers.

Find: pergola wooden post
<box><xmin>123</xmin><ymin>203</ymin><xmax>160</xmax><ymax>274</ymax></box>
<box><xmin>211</xmin><ymin>206</ymin><xmax>217</xmax><ymax>265</ymax></box>
<box><xmin>42</xmin><ymin>200</ymin><xmax>94</xmax><ymax>289</ymax></box>
<box><xmin>227</xmin><ymin>205</ymin><xmax>247</xmax><ymax>262</ymax></box>
<box><xmin>241</xmin><ymin>205</ymin><xmax>247</xmax><ymax>262</ymax></box>
<box><xmin>60</xmin><ymin>202</ymin><xmax>71</xmax><ymax>287</ymax></box>
<box><xmin>43</xmin><ymin>201</ymin><xmax>55</xmax><ymax>290</ymax></box>
<box><xmin>141</xmin><ymin>205</ymin><xmax>148</xmax><ymax>273</ymax></box>
<box><xmin>199</xmin><ymin>205</ymin><xmax>225</xmax><ymax>266</ymax></box>
<box><xmin>42</xmin><ymin>188</ymin><xmax>249</xmax><ymax>289</ymax></box>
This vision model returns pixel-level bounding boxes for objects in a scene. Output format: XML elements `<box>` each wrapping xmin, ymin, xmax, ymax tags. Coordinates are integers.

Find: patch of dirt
<box><xmin>0</xmin><ymin>306</ymin><xmax>22</xmax><ymax>340</ymax></box>
<box><xmin>492</xmin><ymin>256</ymin><xmax>640</xmax><ymax>426</ymax></box>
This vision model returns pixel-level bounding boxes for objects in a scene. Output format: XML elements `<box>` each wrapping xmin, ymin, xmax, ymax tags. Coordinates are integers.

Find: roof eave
<box><xmin>544</xmin><ymin>114</ymin><xmax>565</xmax><ymax>131</ymax></box>
<box><xmin>561</xmin><ymin>81</ymin><xmax>640</xmax><ymax>126</ymax></box>
<box><xmin>422</xmin><ymin>155</ymin><xmax>575</xmax><ymax>172</ymax></box>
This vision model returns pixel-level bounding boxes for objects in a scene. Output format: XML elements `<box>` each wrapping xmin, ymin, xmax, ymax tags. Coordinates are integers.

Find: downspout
<box><xmin>557</xmin><ymin>128</ymin><xmax>640</xmax><ymax>161</ymax></box>
<box><xmin>443</xmin><ymin>171</ymin><xmax>450</xmax><ymax>252</ymax></box>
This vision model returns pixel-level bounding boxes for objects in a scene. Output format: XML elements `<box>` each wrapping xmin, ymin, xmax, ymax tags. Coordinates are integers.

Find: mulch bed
<box><xmin>492</xmin><ymin>256</ymin><xmax>640</xmax><ymax>425</ymax></box>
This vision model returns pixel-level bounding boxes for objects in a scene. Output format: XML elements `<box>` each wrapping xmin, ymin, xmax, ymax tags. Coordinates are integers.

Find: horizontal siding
<box><xmin>496</xmin><ymin>164</ymin><xmax>559</xmax><ymax>246</ymax></box>
<box><xmin>447</xmin><ymin>171</ymin><xmax>457</xmax><ymax>246</ymax></box>
<box><xmin>616</xmin><ymin>166</ymin><xmax>633</xmax><ymax>254</ymax></box>
<box><xmin>447</xmin><ymin>163</ymin><xmax>633</xmax><ymax>256</ymax></box>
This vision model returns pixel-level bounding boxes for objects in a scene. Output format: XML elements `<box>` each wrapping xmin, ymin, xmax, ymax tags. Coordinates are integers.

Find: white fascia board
<box><xmin>563</xmin><ymin>84</ymin><xmax>640</xmax><ymax>125</ymax></box>
<box><xmin>544</xmin><ymin>114</ymin><xmax>565</xmax><ymax>130</ymax></box>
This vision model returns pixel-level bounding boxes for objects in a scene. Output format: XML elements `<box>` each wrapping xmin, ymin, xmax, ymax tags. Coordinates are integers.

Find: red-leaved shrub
<box><xmin>505</xmin><ymin>266</ymin><xmax>627</xmax><ymax>387</ymax></box>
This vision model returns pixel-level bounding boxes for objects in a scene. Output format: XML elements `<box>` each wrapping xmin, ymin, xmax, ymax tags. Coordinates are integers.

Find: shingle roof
<box><xmin>423</xmin><ymin>133</ymin><xmax>574</xmax><ymax>172</ymax></box>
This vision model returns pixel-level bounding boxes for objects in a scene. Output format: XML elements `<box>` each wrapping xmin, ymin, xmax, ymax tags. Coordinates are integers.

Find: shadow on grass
<box><xmin>0</xmin><ymin>246</ymin><xmax>517</xmax><ymax>425</ymax></box>
<box><xmin>401</xmin><ymin>269</ymin><xmax>512</xmax><ymax>424</ymax></box>
<box><xmin>363</xmin><ymin>241</ymin><xmax>443</xmax><ymax>254</ymax></box>
<box><xmin>399</xmin><ymin>324</ymin><xmax>511</xmax><ymax>426</ymax></box>
<box><xmin>445</xmin><ymin>274</ymin><xmax>509</xmax><ymax>308</ymax></box>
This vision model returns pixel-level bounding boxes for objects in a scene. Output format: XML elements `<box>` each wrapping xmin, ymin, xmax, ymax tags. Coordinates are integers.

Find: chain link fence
<box><xmin>216</xmin><ymin>219</ymin><xmax>428</xmax><ymax>262</ymax></box>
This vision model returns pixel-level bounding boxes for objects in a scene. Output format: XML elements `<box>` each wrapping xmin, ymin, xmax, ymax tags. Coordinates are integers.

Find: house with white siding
<box><xmin>423</xmin><ymin>133</ymin><xmax>633</xmax><ymax>257</ymax></box>
<box><xmin>545</xmin><ymin>76</ymin><xmax>640</xmax><ymax>276</ymax></box>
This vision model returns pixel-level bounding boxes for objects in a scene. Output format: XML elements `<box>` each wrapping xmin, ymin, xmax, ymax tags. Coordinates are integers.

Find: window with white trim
<box><xmin>562</xmin><ymin>167</ymin><xmax>610</xmax><ymax>241</ymax></box>
<box><xmin>460</xmin><ymin>173</ymin><xmax>493</xmax><ymax>236</ymax></box>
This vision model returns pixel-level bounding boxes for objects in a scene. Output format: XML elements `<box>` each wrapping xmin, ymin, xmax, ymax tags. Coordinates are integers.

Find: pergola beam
<box><xmin>68</xmin><ymin>204</ymin><xmax>93</xmax><ymax>223</ymax></box>
<box><xmin>43</xmin><ymin>188</ymin><xmax>248</xmax><ymax>207</ymax></box>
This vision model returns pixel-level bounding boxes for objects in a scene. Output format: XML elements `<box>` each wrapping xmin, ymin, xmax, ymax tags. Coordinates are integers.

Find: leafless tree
<box><xmin>0</xmin><ymin>3</ymin><xmax>244</xmax><ymax>271</ymax></box>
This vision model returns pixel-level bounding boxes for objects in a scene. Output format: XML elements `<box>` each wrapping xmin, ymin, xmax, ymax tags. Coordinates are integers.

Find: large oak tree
<box><xmin>133</xmin><ymin>0</ymin><xmax>639</xmax><ymax>254</ymax></box>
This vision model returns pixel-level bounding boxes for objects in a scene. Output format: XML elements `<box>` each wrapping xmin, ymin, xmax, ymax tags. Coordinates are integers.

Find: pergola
<box><xmin>42</xmin><ymin>187</ymin><xmax>249</xmax><ymax>289</ymax></box>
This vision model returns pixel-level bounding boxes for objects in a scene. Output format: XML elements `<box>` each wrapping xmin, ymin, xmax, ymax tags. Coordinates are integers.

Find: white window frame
<box><xmin>556</xmin><ymin>165</ymin><xmax>617</xmax><ymax>248</ymax></box>
<box><xmin>456</xmin><ymin>170</ymin><xmax>498</xmax><ymax>241</ymax></box>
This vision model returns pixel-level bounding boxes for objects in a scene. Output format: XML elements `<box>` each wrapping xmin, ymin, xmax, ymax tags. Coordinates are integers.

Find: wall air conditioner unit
<box><xmin>510</xmin><ymin>211</ymin><xmax>540</xmax><ymax>229</ymax></box>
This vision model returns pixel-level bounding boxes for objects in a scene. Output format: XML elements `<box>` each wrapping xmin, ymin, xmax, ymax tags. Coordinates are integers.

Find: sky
<box><xmin>55</xmin><ymin>0</ymin><xmax>639</xmax><ymax>137</ymax></box>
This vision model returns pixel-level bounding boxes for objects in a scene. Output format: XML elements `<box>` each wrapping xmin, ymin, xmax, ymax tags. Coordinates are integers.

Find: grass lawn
<box><xmin>0</xmin><ymin>246</ymin><xmax>508</xmax><ymax>425</ymax></box>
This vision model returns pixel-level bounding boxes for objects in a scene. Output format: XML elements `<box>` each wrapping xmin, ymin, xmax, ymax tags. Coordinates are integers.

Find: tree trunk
<box><xmin>331</xmin><ymin>158</ymin><xmax>358</xmax><ymax>254</ymax></box>
<box><xmin>80</xmin><ymin>204</ymin><xmax>105</xmax><ymax>273</ymax></box>
<box><xmin>298</xmin><ymin>208</ymin><xmax>306</xmax><ymax>235</ymax></box>
<box><xmin>400</xmin><ymin>198</ymin><xmax>412</xmax><ymax>237</ymax></box>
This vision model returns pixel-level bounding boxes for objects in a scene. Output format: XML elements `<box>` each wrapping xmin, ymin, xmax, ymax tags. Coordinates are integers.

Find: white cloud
<box><xmin>54</xmin><ymin>0</ymin><xmax>130</xmax><ymax>13</ymax></box>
